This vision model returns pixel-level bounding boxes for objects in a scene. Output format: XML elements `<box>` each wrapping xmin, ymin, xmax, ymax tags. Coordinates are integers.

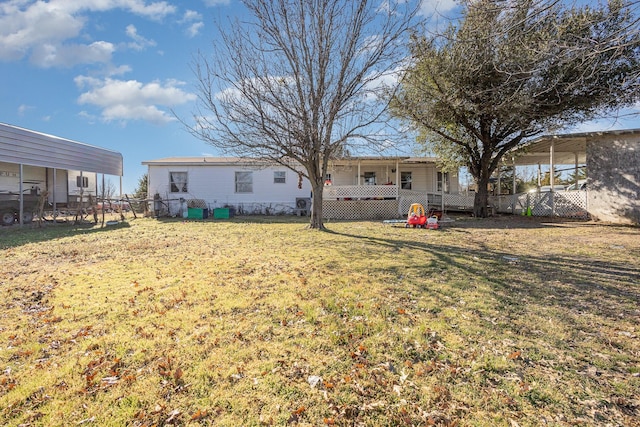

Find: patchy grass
<box><xmin>0</xmin><ymin>216</ymin><xmax>638</xmax><ymax>426</ymax></box>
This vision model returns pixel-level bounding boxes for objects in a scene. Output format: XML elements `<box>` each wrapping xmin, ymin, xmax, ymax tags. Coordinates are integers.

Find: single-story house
<box><xmin>142</xmin><ymin>156</ymin><xmax>461</xmax><ymax>219</ymax></box>
<box><xmin>506</xmin><ymin>128</ymin><xmax>640</xmax><ymax>224</ymax></box>
<box><xmin>0</xmin><ymin>123</ymin><xmax>123</xmax><ymax>225</ymax></box>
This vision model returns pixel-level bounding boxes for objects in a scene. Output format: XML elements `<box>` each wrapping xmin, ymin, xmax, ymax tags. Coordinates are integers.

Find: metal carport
<box><xmin>503</xmin><ymin>129</ymin><xmax>640</xmax><ymax>223</ymax></box>
<box><xmin>0</xmin><ymin>122</ymin><xmax>123</xmax><ymax>225</ymax></box>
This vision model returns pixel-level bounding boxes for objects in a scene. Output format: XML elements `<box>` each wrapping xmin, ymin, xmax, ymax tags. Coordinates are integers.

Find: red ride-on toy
<box><xmin>406</xmin><ymin>203</ymin><xmax>427</xmax><ymax>228</ymax></box>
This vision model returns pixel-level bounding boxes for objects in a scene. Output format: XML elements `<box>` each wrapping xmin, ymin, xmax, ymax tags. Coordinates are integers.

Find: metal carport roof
<box><xmin>511</xmin><ymin>128</ymin><xmax>640</xmax><ymax>166</ymax></box>
<box><xmin>0</xmin><ymin>123</ymin><xmax>123</xmax><ymax>176</ymax></box>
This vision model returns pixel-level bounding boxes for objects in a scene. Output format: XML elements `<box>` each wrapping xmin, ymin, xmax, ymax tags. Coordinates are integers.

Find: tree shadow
<box><xmin>0</xmin><ymin>221</ymin><xmax>131</xmax><ymax>249</ymax></box>
<box><xmin>325</xmin><ymin>226</ymin><xmax>640</xmax><ymax>327</ymax></box>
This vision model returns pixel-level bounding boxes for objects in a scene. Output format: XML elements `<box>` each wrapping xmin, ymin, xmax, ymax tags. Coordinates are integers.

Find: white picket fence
<box><xmin>492</xmin><ymin>191</ymin><xmax>588</xmax><ymax>218</ymax></box>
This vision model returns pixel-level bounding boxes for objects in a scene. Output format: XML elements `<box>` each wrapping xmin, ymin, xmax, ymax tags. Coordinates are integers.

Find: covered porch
<box><xmin>321</xmin><ymin>157</ymin><xmax>472</xmax><ymax>219</ymax></box>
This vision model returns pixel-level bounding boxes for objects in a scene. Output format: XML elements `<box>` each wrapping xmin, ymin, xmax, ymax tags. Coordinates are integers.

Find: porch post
<box><xmin>357</xmin><ymin>161</ymin><xmax>361</xmax><ymax>186</ymax></box>
<box><xmin>395</xmin><ymin>159</ymin><xmax>400</xmax><ymax>197</ymax></box>
<box><xmin>550</xmin><ymin>140</ymin><xmax>555</xmax><ymax>189</ymax></box>
<box><xmin>19</xmin><ymin>163</ymin><xmax>24</xmax><ymax>226</ymax></box>
<box><xmin>550</xmin><ymin>140</ymin><xmax>556</xmax><ymax>216</ymax></box>
<box><xmin>512</xmin><ymin>158</ymin><xmax>516</xmax><ymax>195</ymax></box>
<box><xmin>574</xmin><ymin>153</ymin><xmax>579</xmax><ymax>188</ymax></box>
<box><xmin>441</xmin><ymin>172</ymin><xmax>445</xmax><ymax>214</ymax></box>
<box><xmin>102</xmin><ymin>174</ymin><xmax>106</xmax><ymax>227</ymax></box>
<box><xmin>497</xmin><ymin>166</ymin><xmax>502</xmax><ymax>212</ymax></box>
<box><xmin>395</xmin><ymin>160</ymin><xmax>400</xmax><ymax>183</ymax></box>
<box><xmin>512</xmin><ymin>158</ymin><xmax>517</xmax><ymax>215</ymax></box>
<box><xmin>53</xmin><ymin>168</ymin><xmax>57</xmax><ymax>220</ymax></box>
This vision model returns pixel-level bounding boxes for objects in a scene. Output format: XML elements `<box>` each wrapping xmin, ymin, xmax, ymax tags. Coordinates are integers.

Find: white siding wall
<box><xmin>148</xmin><ymin>164</ymin><xmax>312</xmax><ymax>215</ymax></box>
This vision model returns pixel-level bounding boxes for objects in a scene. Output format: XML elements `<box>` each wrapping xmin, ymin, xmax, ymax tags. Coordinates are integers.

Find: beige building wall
<box><xmin>587</xmin><ymin>134</ymin><xmax>640</xmax><ymax>225</ymax></box>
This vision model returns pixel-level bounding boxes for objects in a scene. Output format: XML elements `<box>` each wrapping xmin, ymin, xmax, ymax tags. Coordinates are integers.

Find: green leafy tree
<box><xmin>133</xmin><ymin>174</ymin><xmax>148</xmax><ymax>200</ymax></box>
<box><xmin>131</xmin><ymin>173</ymin><xmax>148</xmax><ymax>213</ymax></box>
<box><xmin>392</xmin><ymin>0</ymin><xmax>640</xmax><ymax>217</ymax></box>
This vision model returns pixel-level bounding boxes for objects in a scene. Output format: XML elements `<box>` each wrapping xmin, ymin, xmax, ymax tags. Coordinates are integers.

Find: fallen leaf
<box><xmin>508</xmin><ymin>350</ymin><xmax>521</xmax><ymax>360</ymax></box>
<box><xmin>174</xmin><ymin>367</ymin><xmax>183</xmax><ymax>382</ymax></box>
<box><xmin>191</xmin><ymin>409</ymin><xmax>208</xmax><ymax>421</ymax></box>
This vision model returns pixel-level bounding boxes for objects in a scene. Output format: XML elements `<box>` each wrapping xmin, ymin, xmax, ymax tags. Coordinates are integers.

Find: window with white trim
<box><xmin>76</xmin><ymin>176</ymin><xmax>89</xmax><ymax>188</ymax></box>
<box><xmin>169</xmin><ymin>172</ymin><xmax>188</xmax><ymax>193</ymax></box>
<box><xmin>437</xmin><ymin>171</ymin><xmax>449</xmax><ymax>193</ymax></box>
<box><xmin>401</xmin><ymin>172</ymin><xmax>412</xmax><ymax>190</ymax></box>
<box><xmin>364</xmin><ymin>172</ymin><xmax>376</xmax><ymax>185</ymax></box>
<box><xmin>274</xmin><ymin>171</ymin><xmax>286</xmax><ymax>184</ymax></box>
<box><xmin>235</xmin><ymin>171</ymin><xmax>253</xmax><ymax>193</ymax></box>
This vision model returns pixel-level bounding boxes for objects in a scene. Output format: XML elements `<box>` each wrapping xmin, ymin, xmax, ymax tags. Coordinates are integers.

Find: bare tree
<box><xmin>186</xmin><ymin>0</ymin><xmax>419</xmax><ymax>229</ymax></box>
<box><xmin>98</xmin><ymin>179</ymin><xmax>117</xmax><ymax>206</ymax></box>
<box><xmin>392</xmin><ymin>0</ymin><xmax>640</xmax><ymax>217</ymax></box>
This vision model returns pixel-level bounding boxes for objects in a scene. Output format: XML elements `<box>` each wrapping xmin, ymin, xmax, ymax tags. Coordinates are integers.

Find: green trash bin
<box><xmin>187</xmin><ymin>208</ymin><xmax>209</xmax><ymax>219</ymax></box>
<box><xmin>213</xmin><ymin>208</ymin><xmax>229</xmax><ymax>219</ymax></box>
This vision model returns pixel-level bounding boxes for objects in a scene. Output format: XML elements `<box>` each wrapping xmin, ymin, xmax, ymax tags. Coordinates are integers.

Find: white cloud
<box><xmin>75</xmin><ymin>75</ymin><xmax>196</xmax><ymax>124</ymax></box>
<box><xmin>203</xmin><ymin>0</ymin><xmax>231</xmax><ymax>6</ymax></box>
<box><xmin>186</xmin><ymin>22</ymin><xmax>204</xmax><ymax>38</ymax></box>
<box><xmin>18</xmin><ymin>104</ymin><xmax>34</xmax><ymax>116</ymax></box>
<box><xmin>180</xmin><ymin>10</ymin><xmax>202</xmax><ymax>23</ymax></box>
<box><xmin>30</xmin><ymin>41</ymin><xmax>115</xmax><ymax>68</ymax></box>
<box><xmin>108</xmin><ymin>64</ymin><xmax>133</xmax><ymax>76</ymax></box>
<box><xmin>180</xmin><ymin>10</ymin><xmax>203</xmax><ymax>37</ymax></box>
<box><xmin>125</xmin><ymin>24</ymin><xmax>156</xmax><ymax>51</ymax></box>
<box><xmin>0</xmin><ymin>0</ymin><xmax>175</xmax><ymax>67</ymax></box>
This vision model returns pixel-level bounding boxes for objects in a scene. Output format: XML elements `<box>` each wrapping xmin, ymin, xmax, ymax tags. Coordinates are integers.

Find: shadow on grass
<box><xmin>326</xmin><ymin>226</ymin><xmax>640</xmax><ymax>327</ymax></box>
<box><xmin>0</xmin><ymin>220</ymin><xmax>131</xmax><ymax>249</ymax></box>
<box><xmin>152</xmin><ymin>214</ymin><xmax>312</xmax><ymax>225</ymax></box>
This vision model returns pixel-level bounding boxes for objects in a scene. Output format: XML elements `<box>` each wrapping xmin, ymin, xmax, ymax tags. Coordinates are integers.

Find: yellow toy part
<box><xmin>407</xmin><ymin>203</ymin><xmax>427</xmax><ymax>227</ymax></box>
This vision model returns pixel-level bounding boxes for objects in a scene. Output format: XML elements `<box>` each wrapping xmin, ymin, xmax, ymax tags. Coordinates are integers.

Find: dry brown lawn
<box><xmin>0</xmin><ymin>215</ymin><xmax>638</xmax><ymax>426</ymax></box>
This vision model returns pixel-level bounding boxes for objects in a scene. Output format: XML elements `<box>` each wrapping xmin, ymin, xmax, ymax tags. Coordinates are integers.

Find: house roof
<box><xmin>142</xmin><ymin>157</ymin><xmax>264</xmax><ymax>166</ymax></box>
<box><xmin>511</xmin><ymin>128</ymin><xmax>640</xmax><ymax>165</ymax></box>
<box><xmin>142</xmin><ymin>156</ymin><xmax>439</xmax><ymax>166</ymax></box>
<box><xmin>0</xmin><ymin>122</ymin><xmax>123</xmax><ymax>176</ymax></box>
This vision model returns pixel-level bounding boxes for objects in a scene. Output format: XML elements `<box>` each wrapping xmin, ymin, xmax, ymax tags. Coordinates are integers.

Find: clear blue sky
<box><xmin>1</xmin><ymin>0</ymin><xmax>638</xmax><ymax>193</ymax></box>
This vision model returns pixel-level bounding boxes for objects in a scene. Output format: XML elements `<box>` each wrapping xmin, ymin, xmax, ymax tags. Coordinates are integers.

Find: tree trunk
<box><xmin>473</xmin><ymin>175</ymin><xmax>491</xmax><ymax>217</ymax></box>
<box><xmin>310</xmin><ymin>182</ymin><xmax>325</xmax><ymax>229</ymax></box>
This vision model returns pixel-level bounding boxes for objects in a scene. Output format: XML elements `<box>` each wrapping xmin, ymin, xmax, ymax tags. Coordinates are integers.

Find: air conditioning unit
<box><xmin>295</xmin><ymin>197</ymin><xmax>311</xmax><ymax>216</ymax></box>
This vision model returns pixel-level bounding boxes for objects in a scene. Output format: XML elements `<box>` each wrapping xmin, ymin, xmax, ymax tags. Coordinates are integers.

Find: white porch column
<box><xmin>550</xmin><ymin>140</ymin><xmax>555</xmax><ymax>189</ymax></box>
<box><xmin>497</xmin><ymin>167</ymin><xmax>502</xmax><ymax>211</ymax></box>
<box><xmin>395</xmin><ymin>159</ymin><xmax>400</xmax><ymax>197</ymax></box>
<box><xmin>512</xmin><ymin>158</ymin><xmax>516</xmax><ymax>195</ymax></box>
<box><xmin>19</xmin><ymin>163</ymin><xmax>24</xmax><ymax>226</ymax></box>
<box><xmin>550</xmin><ymin>140</ymin><xmax>556</xmax><ymax>216</ymax></box>
<box><xmin>574</xmin><ymin>152</ymin><xmax>579</xmax><ymax>187</ymax></box>
<box><xmin>395</xmin><ymin>160</ymin><xmax>400</xmax><ymax>182</ymax></box>
<box><xmin>357</xmin><ymin>161</ymin><xmax>361</xmax><ymax>186</ymax></box>
<box><xmin>52</xmin><ymin>168</ymin><xmax>57</xmax><ymax>219</ymax></box>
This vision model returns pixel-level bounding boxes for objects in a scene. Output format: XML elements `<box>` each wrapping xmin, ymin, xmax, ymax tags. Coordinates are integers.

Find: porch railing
<box><xmin>491</xmin><ymin>191</ymin><xmax>588</xmax><ymax>218</ymax></box>
<box><xmin>323</xmin><ymin>184</ymin><xmax>398</xmax><ymax>200</ymax></box>
<box><xmin>427</xmin><ymin>192</ymin><xmax>475</xmax><ymax>210</ymax></box>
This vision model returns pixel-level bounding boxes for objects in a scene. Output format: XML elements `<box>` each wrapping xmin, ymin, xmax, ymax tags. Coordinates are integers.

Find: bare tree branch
<box><xmin>183</xmin><ymin>0</ymin><xmax>419</xmax><ymax>228</ymax></box>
